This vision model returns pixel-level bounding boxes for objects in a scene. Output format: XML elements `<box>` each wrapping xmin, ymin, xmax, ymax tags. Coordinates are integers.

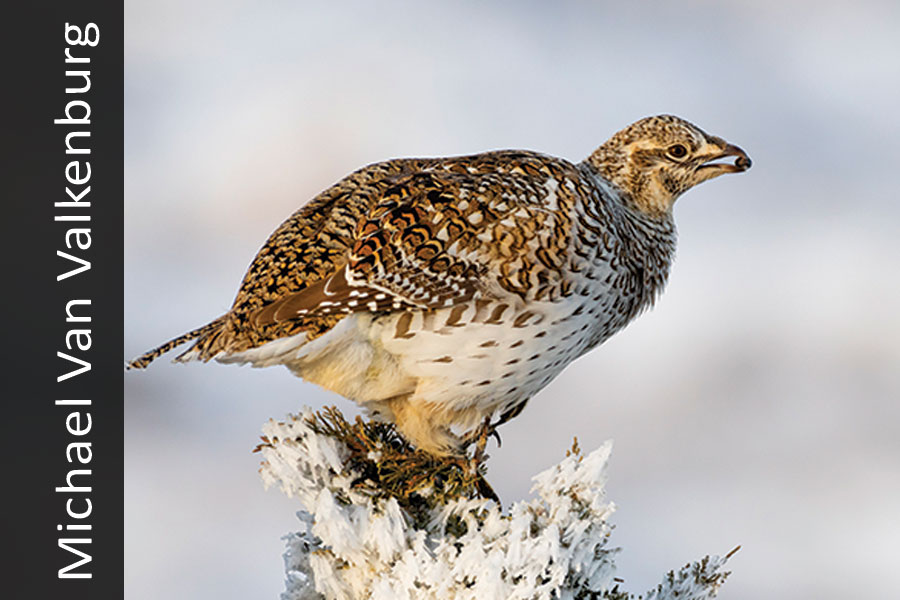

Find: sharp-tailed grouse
<box><xmin>129</xmin><ymin>114</ymin><xmax>751</xmax><ymax>455</ymax></box>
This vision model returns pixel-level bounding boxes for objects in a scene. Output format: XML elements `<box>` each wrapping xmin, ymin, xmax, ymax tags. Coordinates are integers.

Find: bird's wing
<box><xmin>252</xmin><ymin>154</ymin><xmax>577</xmax><ymax>325</ymax></box>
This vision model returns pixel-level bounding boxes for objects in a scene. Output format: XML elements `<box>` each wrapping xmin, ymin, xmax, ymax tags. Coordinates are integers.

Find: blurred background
<box><xmin>125</xmin><ymin>1</ymin><xmax>900</xmax><ymax>598</ymax></box>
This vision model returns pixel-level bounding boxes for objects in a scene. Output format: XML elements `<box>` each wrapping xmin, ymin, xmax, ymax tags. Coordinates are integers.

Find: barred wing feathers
<box><xmin>128</xmin><ymin>151</ymin><xmax>580</xmax><ymax>367</ymax></box>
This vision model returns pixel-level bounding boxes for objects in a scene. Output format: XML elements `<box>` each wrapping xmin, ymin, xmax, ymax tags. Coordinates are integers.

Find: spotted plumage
<box><xmin>129</xmin><ymin>115</ymin><xmax>751</xmax><ymax>455</ymax></box>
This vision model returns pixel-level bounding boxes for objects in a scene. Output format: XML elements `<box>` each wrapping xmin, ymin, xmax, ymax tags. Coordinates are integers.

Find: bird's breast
<box><xmin>364</xmin><ymin>278</ymin><xmax>632</xmax><ymax>413</ymax></box>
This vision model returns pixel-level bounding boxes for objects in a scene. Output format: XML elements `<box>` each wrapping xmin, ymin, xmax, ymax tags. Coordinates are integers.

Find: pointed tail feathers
<box><xmin>126</xmin><ymin>315</ymin><xmax>227</xmax><ymax>370</ymax></box>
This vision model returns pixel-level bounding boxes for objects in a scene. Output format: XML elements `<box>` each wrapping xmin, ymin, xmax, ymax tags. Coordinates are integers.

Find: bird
<box><xmin>128</xmin><ymin>114</ymin><xmax>751</xmax><ymax>456</ymax></box>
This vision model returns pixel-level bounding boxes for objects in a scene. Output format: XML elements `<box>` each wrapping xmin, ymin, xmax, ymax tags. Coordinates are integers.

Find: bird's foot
<box><xmin>461</xmin><ymin>417</ymin><xmax>501</xmax><ymax>505</ymax></box>
<box><xmin>462</xmin><ymin>417</ymin><xmax>502</xmax><ymax>455</ymax></box>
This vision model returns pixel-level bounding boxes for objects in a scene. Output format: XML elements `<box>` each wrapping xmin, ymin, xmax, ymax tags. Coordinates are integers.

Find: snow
<box><xmin>260</xmin><ymin>409</ymin><xmax>734</xmax><ymax>600</ymax></box>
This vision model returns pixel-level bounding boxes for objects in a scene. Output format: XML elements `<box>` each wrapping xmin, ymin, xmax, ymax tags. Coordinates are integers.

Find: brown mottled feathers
<box><xmin>127</xmin><ymin>113</ymin><xmax>751</xmax><ymax>372</ymax></box>
<box><xmin>127</xmin><ymin>114</ymin><xmax>753</xmax><ymax>456</ymax></box>
<box><xmin>128</xmin><ymin>150</ymin><xmax>580</xmax><ymax>368</ymax></box>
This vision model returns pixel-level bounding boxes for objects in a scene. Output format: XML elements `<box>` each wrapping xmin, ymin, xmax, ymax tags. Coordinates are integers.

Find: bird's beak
<box><xmin>698</xmin><ymin>140</ymin><xmax>752</xmax><ymax>174</ymax></box>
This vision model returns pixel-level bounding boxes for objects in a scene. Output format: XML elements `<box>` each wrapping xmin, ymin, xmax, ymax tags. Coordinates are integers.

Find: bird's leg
<box><xmin>462</xmin><ymin>417</ymin><xmax>500</xmax><ymax>505</ymax></box>
<box><xmin>462</xmin><ymin>420</ymin><xmax>488</xmax><ymax>453</ymax></box>
<box><xmin>463</xmin><ymin>400</ymin><xmax>527</xmax><ymax>450</ymax></box>
<box><xmin>386</xmin><ymin>395</ymin><xmax>466</xmax><ymax>457</ymax></box>
<box><xmin>462</xmin><ymin>416</ymin><xmax>503</xmax><ymax>451</ymax></box>
<box><xmin>471</xmin><ymin>416</ymin><xmax>492</xmax><ymax>464</ymax></box>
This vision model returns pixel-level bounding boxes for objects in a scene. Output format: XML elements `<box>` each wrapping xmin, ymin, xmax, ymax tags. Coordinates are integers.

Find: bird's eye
<box><xmin>667</xmin><ymin>144</ymin><xmax>688</xmax><ymax>159</ymax></box>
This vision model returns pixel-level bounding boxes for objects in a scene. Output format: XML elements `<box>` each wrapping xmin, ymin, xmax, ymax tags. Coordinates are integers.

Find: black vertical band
<box><xmin>2</xmin><ymin>2</ymin><xmax>124</xmax><ymax>597</ymax></box>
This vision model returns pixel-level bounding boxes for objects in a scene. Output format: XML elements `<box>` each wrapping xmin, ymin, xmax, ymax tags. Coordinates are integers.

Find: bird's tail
<box><xmin>126</xmin><ymin>315</ymin><xmax>228</xmax><ymax>370</ymax></box>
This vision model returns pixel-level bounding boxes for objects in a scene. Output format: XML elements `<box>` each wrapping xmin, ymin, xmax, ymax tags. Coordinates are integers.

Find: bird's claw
<box><xmin>462</xmin><ymin>417</ymin><xmax>502</xmax><ymax>453</ymax></box>
<box><xmin>490</xmin><ymin>428</ymin><xmax>502</xmax><ymax>448</ymax></box>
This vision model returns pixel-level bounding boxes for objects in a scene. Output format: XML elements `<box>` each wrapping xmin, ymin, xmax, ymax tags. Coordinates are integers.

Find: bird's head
<box><xmin>586</xmin><ymin>115</ymin><xmax>751</xmax><ymax>218</ymax></box>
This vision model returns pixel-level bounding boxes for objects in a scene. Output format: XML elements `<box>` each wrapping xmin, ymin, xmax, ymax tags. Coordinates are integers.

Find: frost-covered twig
<box><xmin>258</xmin><ymin>407</ymin><xmax>734</xmax><ymax>600</ymax></box>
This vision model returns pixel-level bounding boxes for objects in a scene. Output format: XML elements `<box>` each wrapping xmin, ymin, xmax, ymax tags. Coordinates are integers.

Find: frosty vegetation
<box><xmin>257</xmin><ymin>407</ymin><xmax>735</xmax><ymax>600</ymax></box>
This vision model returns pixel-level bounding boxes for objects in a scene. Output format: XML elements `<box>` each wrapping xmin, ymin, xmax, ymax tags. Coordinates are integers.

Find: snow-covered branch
<box><xmin>258</xmin><ymin>408</ymin><xmax>734</xmax><ymax>600</ymax></box>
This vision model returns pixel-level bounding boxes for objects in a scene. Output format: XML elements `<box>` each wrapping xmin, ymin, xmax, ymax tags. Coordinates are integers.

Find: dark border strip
<box><xmin>2</xmin><ymin>2</ymin><xmax>124</xmax><ymax>597</ymax></box>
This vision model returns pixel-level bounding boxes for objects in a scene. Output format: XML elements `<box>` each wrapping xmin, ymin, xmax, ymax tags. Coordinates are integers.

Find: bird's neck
<box><xmin>578</xmin><ymin>161</ymin><xmax>677</xmax><ymax>240</ymax></box>
<box><xmin>585</xmin><ymin>137</ymin><xmax>626</xmax><ymax>179</ymax></box>
<box><xmin>577</xmin><ymin>162</ymin><xmax>678</xmax><ymax>305</ymax></box>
